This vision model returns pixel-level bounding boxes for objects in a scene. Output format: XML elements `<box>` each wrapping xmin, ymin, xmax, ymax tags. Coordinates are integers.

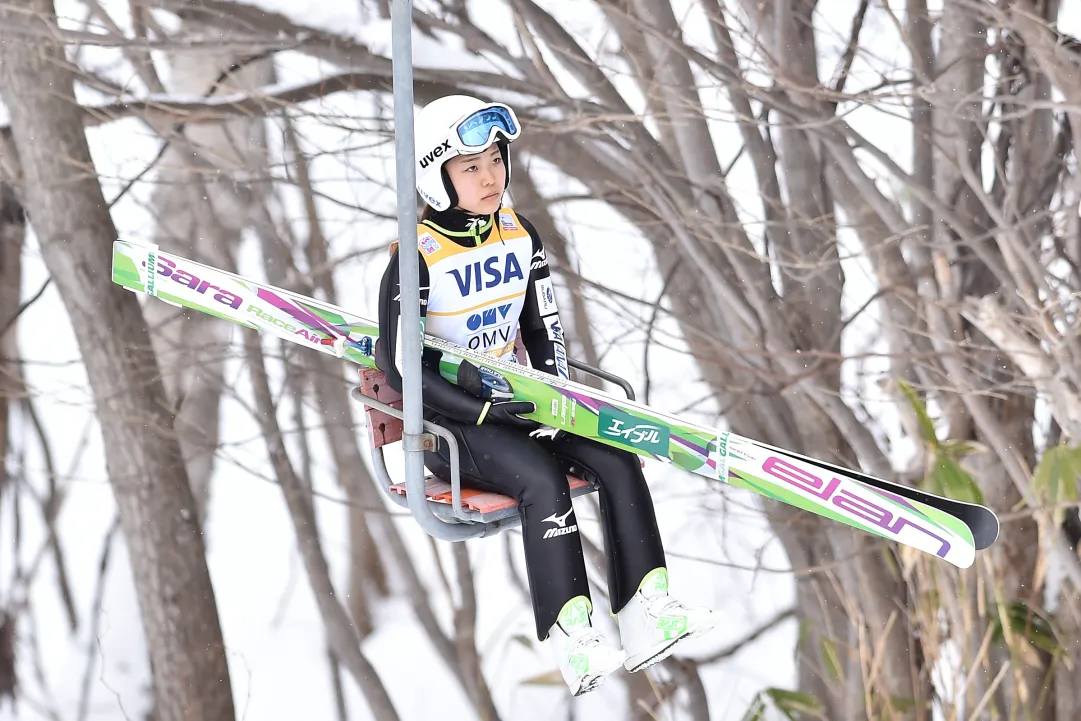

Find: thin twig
<box><xmin>242</xmin><ymin>331</ymin><xmax>400</xmax><ymax>720</ymax></box>
<box><xmin>327</xmin><ymin>647</ymin><xmax>348</xmax><ymax>721</ymax></box>
<box><xmin>830</xmin><ymin>0</ymin><xmax>870</xmax><ymax>95</ymax></box>
<box><xmin>21</xmin><ymin>385</ymin><xmax>78</xmax><ymax>631</ymax></box>
<box><xmin>0</xmin><ymin>278</ymin><xmax>50</xmax><ymax>339</ymax></box>
<box><xmin>76</xmin><ymin>515</ymin><xmax>120</xmax><ymax>721</ymax></box>
<box><xmin>643</xmin><ymin>258</ymin><xmax>681</xmax><ymax>406</ymax></box>
<box><xmin>23</xmin><ymin>605</ymin><xmax>64</xmax><ymax>721</ymax></box>
<box><xmin>452</xmin><ymin>544</ymin><xmax>501</xmax><ymax>720</ymax></box>
<box><xmin>966</xmin><ymin>661</ymin><xmax>1011</xmax><ymax>721</ymax></box>
<box><xmin>695</xmin><ymin>606</ymin><xmax>796</xmax><ymax>665</ymax></box>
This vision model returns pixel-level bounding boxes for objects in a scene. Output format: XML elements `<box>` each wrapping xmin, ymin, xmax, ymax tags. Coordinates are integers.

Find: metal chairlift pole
<box><xmin>390</xmin><ymin>0</ymin><xmax>479</xmax><ymax>541</ymax></box>
<box><xmin>386</xmin><ymin>4</ymin><xmax>637</xmax><ymax>540</ymax></box>
<box><xmin>390</xmin><ymin>0</ymin><xmax>430</xmax><ymax>533</ymax></box>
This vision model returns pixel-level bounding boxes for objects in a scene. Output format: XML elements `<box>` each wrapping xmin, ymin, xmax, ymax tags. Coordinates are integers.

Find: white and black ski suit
<box><xmin>376</xmin><ymin>206</ymin><xmax>666</xmax><ymax>640</ymax></box>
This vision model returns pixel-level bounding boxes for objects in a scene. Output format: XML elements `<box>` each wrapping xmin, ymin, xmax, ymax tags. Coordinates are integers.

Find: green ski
<box><xmin>111</xmin><ymin>239</ymin><xmax>999</xmax><ymax>568</ymax></box>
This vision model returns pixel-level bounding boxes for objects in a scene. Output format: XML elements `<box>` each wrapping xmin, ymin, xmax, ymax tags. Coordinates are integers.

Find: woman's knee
<box><xmin>586</xmin><ymin>448</ymin><xmax>646</xmax><ymax>486</ymax></box>
<box><xmin>519</xmin><ymin>466</ymin><xmax>572</xmax><ymax>506</ymax></box>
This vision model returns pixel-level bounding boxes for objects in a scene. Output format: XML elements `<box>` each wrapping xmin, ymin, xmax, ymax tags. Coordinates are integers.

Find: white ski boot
<box><xmin>547</xmin><ymin>596</ymin><xmax>627</xmax><ymax>696</ymax></box>
<box><xmin>618</xmin><ymin>568</ymin><xmax>716</xmax><ymax>673</ymax></box>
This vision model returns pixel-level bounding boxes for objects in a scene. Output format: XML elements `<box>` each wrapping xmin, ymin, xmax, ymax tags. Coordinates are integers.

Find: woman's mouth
<box><xmin>482</xmin><ymin>192</ymin><xmax>499</xmax><ymax>200</ymax></box>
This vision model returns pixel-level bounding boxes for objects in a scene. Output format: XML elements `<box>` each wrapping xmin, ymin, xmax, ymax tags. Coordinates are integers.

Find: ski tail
<box><xmin>723</xmin><ymin>434</ymin><xmax>988</xmax><ymax>569</ymax></box>
<box><xmin>110</xmin><ymin>239</ymin><xmax>380</xmax><ymax>369</ymax></box>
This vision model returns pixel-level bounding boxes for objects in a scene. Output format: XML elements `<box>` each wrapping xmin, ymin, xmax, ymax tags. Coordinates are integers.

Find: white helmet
<box><xmin>414</xmin><ymin>95</ymin><xmax>521</xmax><ymax>212</ymax></box>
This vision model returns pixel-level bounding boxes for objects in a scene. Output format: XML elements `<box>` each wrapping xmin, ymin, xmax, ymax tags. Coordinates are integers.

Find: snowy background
<box><xmin>4</xmin><ymin>0</ymin><xmax>1079</xmax><ymax>719</ymax></box>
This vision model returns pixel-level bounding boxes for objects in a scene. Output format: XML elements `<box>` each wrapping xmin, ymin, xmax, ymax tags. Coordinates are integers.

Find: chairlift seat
<box><xmin>356</xmin><ymin>367</ymin><xmax>599</xmax><ymax>529</ymax></box>
<box><xmin>386</xmin><ymin>475</ymin><xmax>596</xmax><ymax>525</ymax></box>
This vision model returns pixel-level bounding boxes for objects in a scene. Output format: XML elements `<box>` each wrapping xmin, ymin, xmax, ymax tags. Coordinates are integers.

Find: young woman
<box><xmin>376</xmin><ymin>95</ymin><xmax>715</xmax><ymax>696</ymax></box>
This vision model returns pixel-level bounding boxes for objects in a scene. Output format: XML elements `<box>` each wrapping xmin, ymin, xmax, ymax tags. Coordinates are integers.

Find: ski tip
<box><xmin>973</xmin><ymin>514</ymin><xmax>1001</xmax><ymax>551</ymax></box>
<box><xmin>945</xmin><ymin>554</ymin><xmax>974</xmax><ymax>570</ymax></box>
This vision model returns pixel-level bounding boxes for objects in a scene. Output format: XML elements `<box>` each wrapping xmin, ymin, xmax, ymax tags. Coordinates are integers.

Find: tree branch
<box><xmin>830</xmin><ymin>0</ymin><xmax>870</xmax><ymax>94</ymax></box>
<box><xmin>242</xmin><ymin>330</ymin><xmax>400</xmax><ymax>721</ymax></box>
<box><xmin>698</xmin><ymin>605</ymin><xmax>796</xmax><ymax>665</ymax></box>
<box><xmin>451</xmin><ymin>545</ymin><xmax>502</xmax><ymax>720</ymax></box>
<box><xmin>76</xmin><ymin>517</ymin><xmax>120</xmax><ymax>721</ymax></box>
<box><xmin>961</xmin><ymin>295</ymin><xmax>1081</xmax><ymax>439</ymax></box>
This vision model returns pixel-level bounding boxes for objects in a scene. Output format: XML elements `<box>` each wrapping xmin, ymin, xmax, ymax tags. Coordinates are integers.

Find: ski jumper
<box><xmin>376</xmin><ymin>206</ymin><xmax>667</xmax><ymax>639</ymax></box>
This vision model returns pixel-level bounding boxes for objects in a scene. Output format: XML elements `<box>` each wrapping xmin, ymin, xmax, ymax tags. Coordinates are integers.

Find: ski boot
<box><xmin>618</xmin><ymin>568</ymin><xmax>716</xmax><ymax>673</ymax></box>
<box><xmin>547</xmin><ymin>595</ymin><xmax>626</xmax><ymax>696</ymax></box>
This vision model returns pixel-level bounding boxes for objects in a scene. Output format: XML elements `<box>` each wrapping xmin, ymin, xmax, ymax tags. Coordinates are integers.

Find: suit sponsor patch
<box><xmin>535</xmin><ymin>278</ymin><xmax>557</xmax><ymax>315</ymax></box>
<box><xmin>544</xmin><ymin>314</ymin><xmax>565</xmax><ymax>344</ymax></box>
<box><xmin>419</xmin><ymin>233</ymin><xmax>441</xmax><ymax>255</ymax></box>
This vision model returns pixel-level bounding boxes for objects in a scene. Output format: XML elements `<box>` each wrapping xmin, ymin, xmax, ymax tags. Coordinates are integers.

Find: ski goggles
<box><xmin>453</xmin><ymin>104</ymin><xmax>521</xmax><ymax>151</ymax></box>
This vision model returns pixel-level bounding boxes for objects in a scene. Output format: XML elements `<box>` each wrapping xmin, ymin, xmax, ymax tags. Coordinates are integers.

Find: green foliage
<box><xmin>819</xmin><ymin>636</ymin><xmax>843</xmax><ymax>682</ymax></box>
<box><xmin>897</xmin><ymin>380</ymin><xmax>984</xmax><ymax>505</ymax></box>
<box><xmin>887</xmin><ymin>695</ymin><xmax>918</xmax><ymax>714</ymax></box>
<box><xmin>990</xmin><ymin>601</ymin><xmax>1064</xmax><ymax>657</ymax></box>
<box><xmin>509</xmin><ymin>633</ymin><xmax>534</xmax><ymax>650</ymax></box>
<box><xmin>1031</xmin><ymin>442</ymin><xmax>1081</xmax><ymax>526</ymax></box>
<box><xmin>897</xmin><ymin>379</ymin><xmax>937</xmax><ymax>444</ymax></box>
<box><xmin>928</xmin><ymin>456</ymin><xmax>983</xmax><ymax>505</ymax></box>
<box><xmin>741</xmin><ymin>688</ymin><xmax>827</xmax><ymax>721</ymax></box>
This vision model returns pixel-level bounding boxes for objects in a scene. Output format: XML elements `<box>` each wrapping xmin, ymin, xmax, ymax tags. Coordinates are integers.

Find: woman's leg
<box><xmin>536</xmin><ymin>431</ymin><xmax>716</xmax><ymax>672</ymax></box>
<box><xmin>424</xmin><ymin>420</ymin><xmax>627</xmax><ymax>695</ymax></box>
<box><xmin>534</xmin><ymin>430</ymin><xmax>666</xmax><ymax>613</ymax></box>
<box><xmin>423</xmin><ymin>419</ymin><xmax>590</xmax><ymax>638</ymax></box>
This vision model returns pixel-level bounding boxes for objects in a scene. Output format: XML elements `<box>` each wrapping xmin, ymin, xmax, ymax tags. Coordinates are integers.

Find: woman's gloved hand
<box><xmin>479</xmin><ymin>400</ymin><xmax>539</xmax><ymax>432</ymax></box>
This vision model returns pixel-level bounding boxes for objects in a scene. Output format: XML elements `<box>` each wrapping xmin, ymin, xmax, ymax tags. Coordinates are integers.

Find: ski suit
<box><xmin>376</xmin><ymin>206</ymin><xmax>666</xmax><ymax>639</ymax></box>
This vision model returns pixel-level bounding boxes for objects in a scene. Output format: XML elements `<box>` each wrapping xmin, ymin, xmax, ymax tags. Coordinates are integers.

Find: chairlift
<box><xmin>351</xmin><ymin>342</ymin><xmax>638</xmax><ymax>541</ymax></box>
<box><xmin>358</xmin><ymin>0</ymin><xmax>638</xmax><ymax>541</ymax></box>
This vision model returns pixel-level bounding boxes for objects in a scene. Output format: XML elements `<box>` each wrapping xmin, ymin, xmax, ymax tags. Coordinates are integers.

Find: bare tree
<box><xmin>0</xmin><ymin>183</ymin><xmax>25</xmax><ymax>710</ymax></box>
<box><xmin>10</xmin><ymin>0</ymin><xmax>1081</xmax><ymax>718</ymax></box>
<box><xmin>0</xmin><ymin>2</ymin><xmax>235</xmax><ymax>720</ymax></box>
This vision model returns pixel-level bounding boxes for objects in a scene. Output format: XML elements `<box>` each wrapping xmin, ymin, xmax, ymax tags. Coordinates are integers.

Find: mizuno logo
<box><xmin>542</xmin><ymin>507</ymin><xmax>578</xmax><ymax>539</ymax></box>
<box><xmin>531</xmin><ymin>248</ymin><xmax>547</xmax><ymax>270</ymax></box>
<box><xmin>543</xmin><ymin>508</ymin><xmax>575</xmax><ymax>528</ymax></box>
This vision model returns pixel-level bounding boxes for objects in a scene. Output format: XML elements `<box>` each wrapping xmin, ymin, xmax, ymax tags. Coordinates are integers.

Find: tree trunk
<box><xmin>242</xmin><ymin>331</ymin><xmax>401</xmax><ymax>721</ymax></box>
<box><xmin>0</xmin><ymin>4</ymin><xmax>235</xmax><ymax>720</ymax></box>
<box><xmin>144</xmin><ymin>32</ymin><xmax>274</xmax><ymax>527</ymax></box>
<box><xmin>0</xmin><ymin>184</ymin><xmax>23</xmax><ymax>500</ymax></box>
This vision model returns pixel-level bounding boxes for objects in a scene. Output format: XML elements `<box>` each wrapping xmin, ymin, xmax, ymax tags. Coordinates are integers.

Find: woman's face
<box><xmin>444</xmin><ymin>145</ymin><xmax>506</xmax><ymax>215</ymax></box>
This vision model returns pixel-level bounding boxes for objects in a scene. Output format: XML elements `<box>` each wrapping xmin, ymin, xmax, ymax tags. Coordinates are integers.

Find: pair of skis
<box><xmin>110</xmin><ymin>240</ymin><xmax>999</xmax><ymax>568</ymax></box>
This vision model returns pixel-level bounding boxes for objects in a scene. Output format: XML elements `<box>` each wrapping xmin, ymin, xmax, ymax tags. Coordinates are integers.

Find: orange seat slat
<box><xmin>357</xmin><ymin>367</ymin><xmax>610</xmax><ymax>515</ymax></box>
<box><xmin>389</xmin><ymin>475</ymin><xmax>591</xmax><ymax>513</ymax></box>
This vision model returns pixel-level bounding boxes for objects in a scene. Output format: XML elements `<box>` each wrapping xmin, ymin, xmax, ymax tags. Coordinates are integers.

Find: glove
<box><xmin>478</xmin><ymin>400</ymin><xmax>539</xmax><ymax>432</ymax></box>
